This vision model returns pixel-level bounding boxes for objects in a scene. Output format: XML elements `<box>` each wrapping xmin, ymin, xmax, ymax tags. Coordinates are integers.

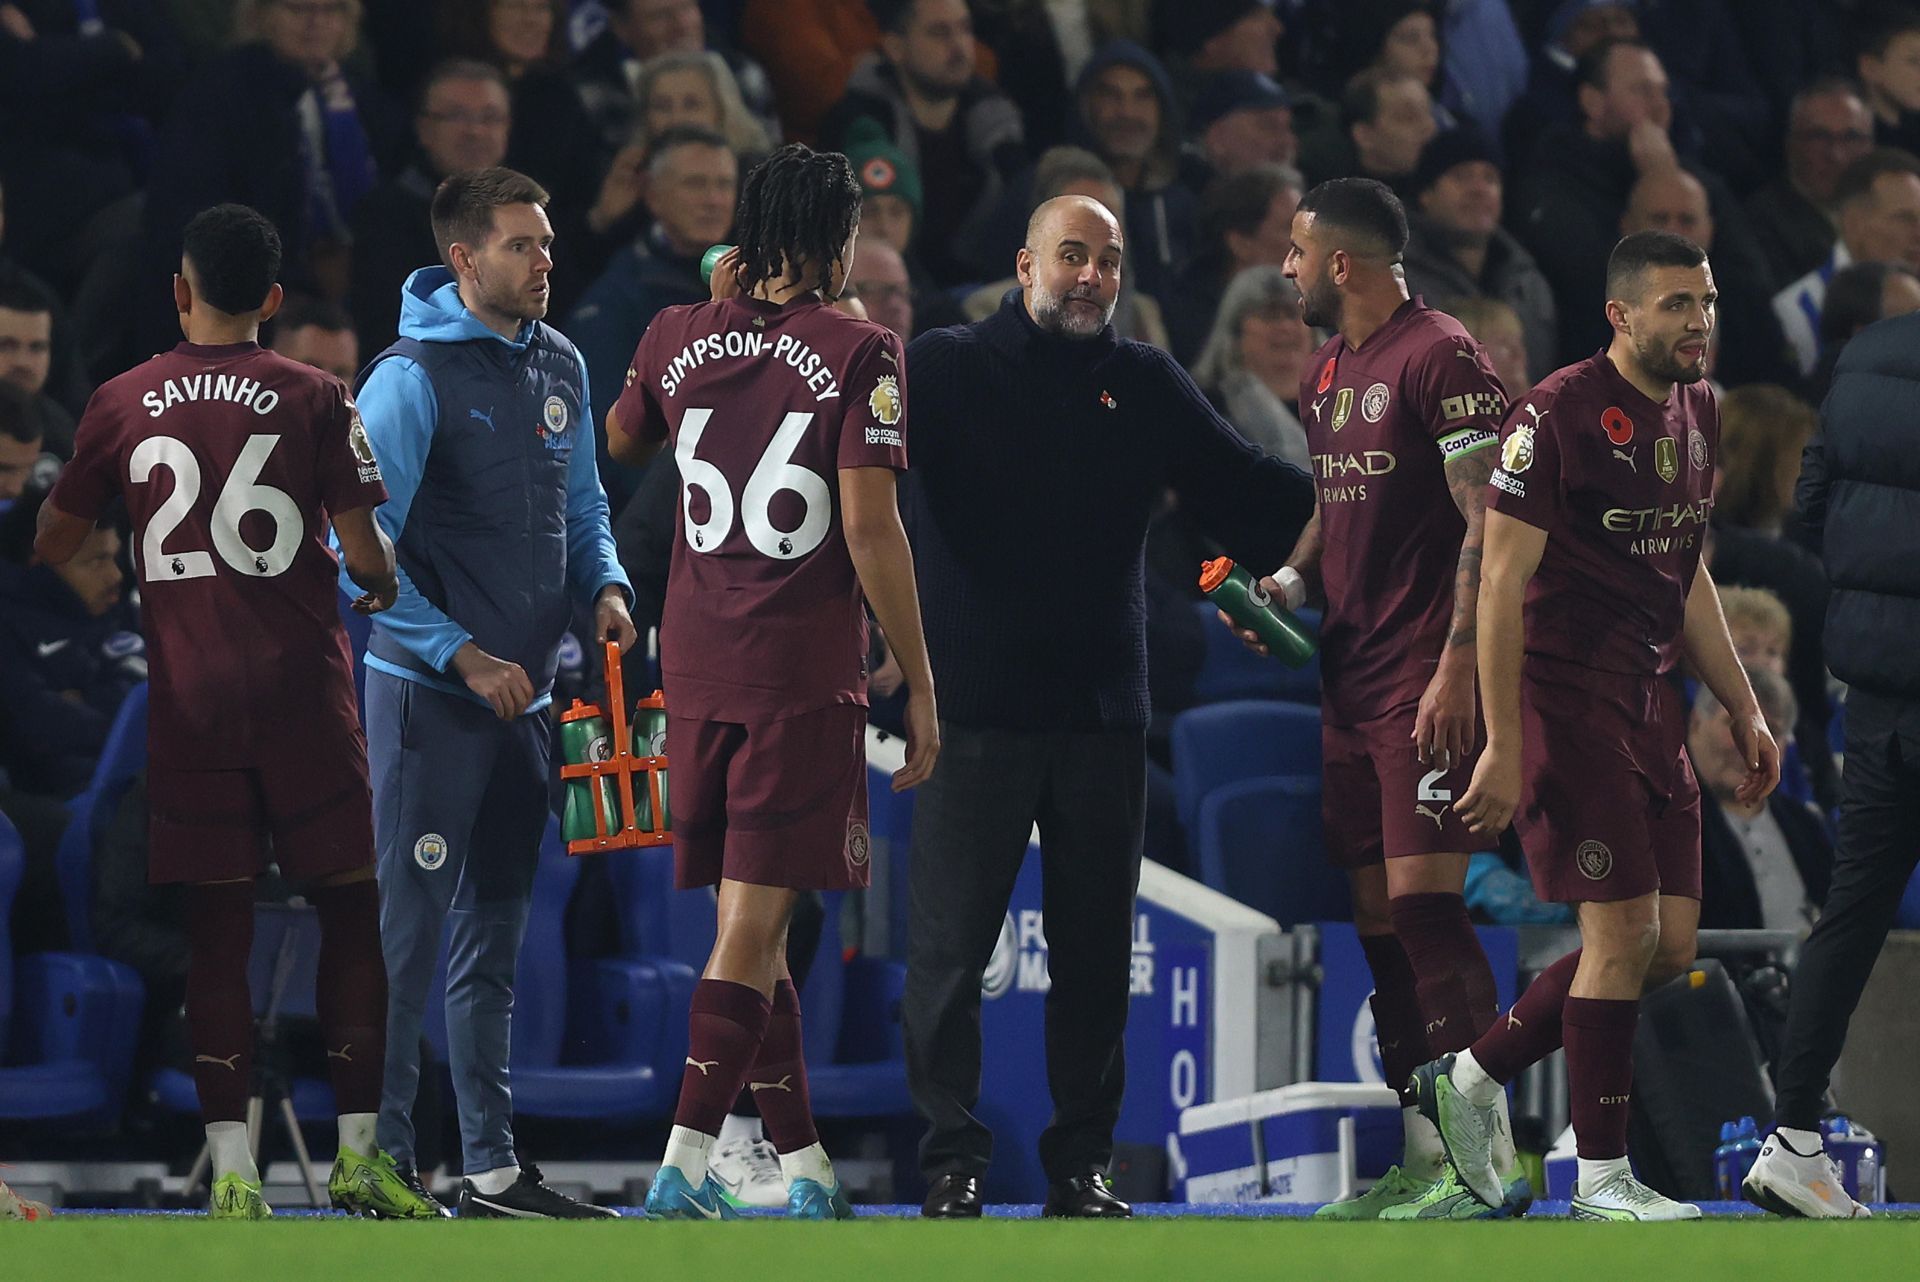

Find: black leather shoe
<box><xmin>1043</xmin><ymin>1171</ymin><xmax>1132</xmax><ymax>1218</ymax></box>
<box><xmin>922</xmin><ymin>1173</ymin><xmax>983</xmax><ymax>1218</ymax></box>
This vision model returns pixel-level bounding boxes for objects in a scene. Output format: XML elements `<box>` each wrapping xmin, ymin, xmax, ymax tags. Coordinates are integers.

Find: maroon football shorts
<box><xmin>1322</xmin><ymin>704</ymin><xmax>1483</xmax><ymax>867</ymax></box>
<box><xmin>1515</xmin><ymin>655</ymin><xmax>1702</xmax><ymax>905</ymax></box>
<box><xmin>670</xmin><ymin>703</ymin><xmax>871</xmax><ymax>892</ymax></box>
<box><xmin>147</xmin><ymin>732</ymin><xmax>376</xmax><ymax>885</ymax></box>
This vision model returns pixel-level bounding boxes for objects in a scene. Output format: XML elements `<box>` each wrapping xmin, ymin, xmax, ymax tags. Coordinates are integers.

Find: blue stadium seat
<box><xmin>147</xmin><ymin>905</ymin><xmax>339</xmax><ymax>1125</ymax></box>
<box><xmin>1190</xmin><ymin>600</ymin><xmax>1322</xmax><ymax>706</ymax></box>
<box><xmin>53</xmin><ymin>683</ymin><xmax>148</xmax><ymax>952</ymax></box>
<box><xmin>0</xmin><ymin>813</ymin><xmax>146</xmax><ymax>1128</ymax></box>
<box><xmin>512</xmin><ymin>823</ymin><xmax>695</xmax><ymax>1121</ymax></box>
<box><xmin>1897</xmin><ymin>866</ymin><xmax>1920</xmax><ymax>930</ymax></box>
<box><xmin>605</xmin><ymin>842</ymin><xmax>911</xmax><ymax>1118</ymax></box>
<box><xmin>1194</xmin><ymin>774</ymin><xmax>1351</xmax><ymax>926</ymax></box>
<box><xmin>799</xmin><ymin>891</ymin><xmax>911</xmax><ymax>1118</ymax></box>
<box><xmin>1171</xmin><ymin>699</ymin><xmax>1323</xmax><ymax>834</ymax></box>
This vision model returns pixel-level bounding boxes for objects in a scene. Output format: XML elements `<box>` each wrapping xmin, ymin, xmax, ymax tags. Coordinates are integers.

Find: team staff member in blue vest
<box><xmin>347</xmin><ymin>167</ymin><xmax>634</xmax><ymax>1220</ymax></box>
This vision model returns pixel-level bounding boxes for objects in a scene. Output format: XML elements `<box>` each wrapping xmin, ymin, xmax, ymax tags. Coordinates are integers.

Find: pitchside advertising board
<box><xmin>1313</xmin><ymin>921</ymin><xmax>1521</xmax><ymax>1084</ymax></box>
<box><xmin>972</xmin><ymin>847</ymin><xmax>1277</xmax><ymax>1203</ymax></box>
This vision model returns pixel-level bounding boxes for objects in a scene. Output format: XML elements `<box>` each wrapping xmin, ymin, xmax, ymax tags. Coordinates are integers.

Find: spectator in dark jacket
<box><xmin>1163</xmin><ymin>162</ymin><xmax>1302</xmax><ymax>362</ymax></box>
<box><xmin>819</xmin><ymin>0</ymin><xmax>1026</xmax><ymax>287</ymax></box>
<box><xmin>1071</xmin><ymin>40</ymin><xmax>1201</xmax><ymax>307</ymax></box>
<box><xmin>1695</xmin><ymin>672</ymin><xmax>1831</xmax><ymax>931</ymax></box>
<box><xmin>1746</xmin><ymin>80</ymin><xmax>1875</xmax><ymax>288</ymax></box>
<box><xmin>349</xmin><ymin>59</ymin><xmax>512</xmax><ymax>360</ymax></box>
<box><xmin>567</xmin><ymin>126</ymin><xmax>736</xmax><ymax>506</ymax></box>
<box><xmin>0</xmin><ymin>0</ymin><xmax>185</xmax><ymax>290</ymax></box>
<box><xmin>574</xmin><ymin>0</ymin><xmax>781</xmax><ymax>154</ymax></box>
<box><xmin>140</xmin><ymin>3</ymin><xmax>398</xmax><ymax>351</ymax></box>
<box><xmin>1511</xmin><ymin>39</ymin><xmax>1781</xmax><ymax>380</ymax></box>
<box><xmin>1402</xmin><ymin>127</ymin><xmax>1558</xmax><ymax>379</ymax></box>
<box><xmin>0</xmin><ymin>485</ymin><xmax>145</xmax><ymax>800</ymax></box>
<box><xmin>0</xmin><ymin>274</ymin><xmax>76</xmax><ymax>456</ymax></box>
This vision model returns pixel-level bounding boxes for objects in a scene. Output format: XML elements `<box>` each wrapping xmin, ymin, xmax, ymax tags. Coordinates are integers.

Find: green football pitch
<box><xmin>6</xmin><ymin>1217</ymin><xmax>1913</xmax><ymax>1282</ymax></box>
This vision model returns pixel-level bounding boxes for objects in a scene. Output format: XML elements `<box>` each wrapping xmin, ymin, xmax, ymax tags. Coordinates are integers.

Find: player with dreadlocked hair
<box><xmin>606</xmin><ymin>143</ymin><xmax>938</xmax><ymax>1221</ymax></box>
<box><xmin>728</xmin><ymin>143</ymin><xmax>864</xmax><ymax>300</ymax></box>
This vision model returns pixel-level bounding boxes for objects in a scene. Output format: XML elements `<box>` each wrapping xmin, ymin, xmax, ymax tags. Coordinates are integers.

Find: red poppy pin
<box><xmin>1601</xmin><ymin>406</ymin><xmax>1633</xmax><ymax>446</ymax></box>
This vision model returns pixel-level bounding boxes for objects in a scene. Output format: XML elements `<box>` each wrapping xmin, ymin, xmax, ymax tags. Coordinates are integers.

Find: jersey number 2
<box><xmin>129</xmin><ymin>434</ymin><xmax>303</xmax><ymax>582</ymax></box>
<box><xmin>676</xmin><ymin>407</ymin><xmax>830</xmax><ymax>560</ymax></box>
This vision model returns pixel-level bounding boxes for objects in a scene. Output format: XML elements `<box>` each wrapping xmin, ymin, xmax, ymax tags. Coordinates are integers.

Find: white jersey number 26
<box><xmin>129</xmin><ymin>433</ymin><xmax>303</xmax><ymax>582</ymax></box>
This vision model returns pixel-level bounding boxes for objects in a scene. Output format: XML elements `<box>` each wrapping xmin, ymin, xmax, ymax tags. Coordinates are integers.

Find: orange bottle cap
<box><xmin>558</xmin><ymin>699</ymin><xmax>605</xmax><ymax>723</ymax></box>
<box><xmin>636</xmin><ymin>689</ymin><xmax>667</xmax><ymax>709</ymax></box>
<box><xmin>1197</xmin><ymin>557</ymin><xmax>1235</xmax><ymax>594</ymax></box>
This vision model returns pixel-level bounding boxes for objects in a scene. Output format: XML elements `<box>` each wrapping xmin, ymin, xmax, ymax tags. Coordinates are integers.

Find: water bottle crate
<box><xmin>559</xmin><ymin>640</ymin><xmax>673</xmax><ymax>854</ymax></box>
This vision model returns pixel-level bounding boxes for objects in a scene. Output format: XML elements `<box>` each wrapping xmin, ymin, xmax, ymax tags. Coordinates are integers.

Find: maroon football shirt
<box><xmin>612</xmin><ymin>295</ymin><xmax>909</xmax><ymax>723</ymax></box>
<box><xmin>1486</xmin><ymin>350</ymin><xmax>1718</xmax><ymax>675</ymax></box>
<box><xmin>50</xmin><ymin>342</ymin><xmax>387</xmax><ymax>767</ymax></box>
<box><xmin>1299</xmin><ymin>299</ymin><xmax>1508</xmax><ymax>726</ymax></box>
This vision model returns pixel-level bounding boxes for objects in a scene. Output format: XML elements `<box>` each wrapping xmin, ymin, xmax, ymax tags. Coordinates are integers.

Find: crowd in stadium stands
<box><xmin>3</xmin><ymin>0</ymin><xmax>1918</xmax><ymax>1119</ymax></box>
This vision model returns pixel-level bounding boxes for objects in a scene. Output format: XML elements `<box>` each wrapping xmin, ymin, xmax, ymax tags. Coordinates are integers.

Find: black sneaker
<box><xmin>456</xmin><ymin>1163</ymin><xmax>621</xmax><ymax>1219</ymax></box>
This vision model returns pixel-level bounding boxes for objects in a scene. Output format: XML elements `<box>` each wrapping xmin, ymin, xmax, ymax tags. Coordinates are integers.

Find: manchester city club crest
<box><xmin>1501</xmin><ymin>422</ymin><xmax>1535</xmax><ymax>473</ymax></box>
<box><xmin>846</xmin><ymin>821</ymin><xmax>871</xmax><ymax>868</ymax></box>
<box><xmin>1360</xmin><ymin>382</ymin><xmax>1391</xmax><ymax>422</ymax></box>
<box><xmin>1331</xmin><ymin>386</ymin><xmax>1355</xmax><ymax>430</ymax></box>
<box><xmin>542</xmin><ymin>395</ymin><xmax>569</xmax><ymax>434</ymax></box>
<box><xmin>1655</xmin><ymin>435</ymin><xmax>1679</xmax><ymax>483</ymax></box>
<box><xmin>868</xmin><ymin>374</ymin><xmax>903</xmax><ymax>426</ymax></box>
<box><xmin>413</xmin><ymin>833</ymin><xmax>449</xmax><ymax>871</ymax></box>
<box><xmin>1689</xmin><ymin>426</ymin><xmax>1709</xmax><ymax>472</ymax></box>
<box><xmin>1576</xmin><ymin>840</ymin><xmax>1613</xmax><ymax>881</ymax></box>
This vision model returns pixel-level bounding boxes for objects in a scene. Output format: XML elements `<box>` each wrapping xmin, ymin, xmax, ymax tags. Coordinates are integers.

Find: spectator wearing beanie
<box><xmin>842</xmin><ymin>119</ymin><xmax>958</xmax><ymax>331</ymax></box>
<box><xmin>1401</xmin><ymin>127</ymin><xmax>1557</xmax><ymax>380</ymax></box>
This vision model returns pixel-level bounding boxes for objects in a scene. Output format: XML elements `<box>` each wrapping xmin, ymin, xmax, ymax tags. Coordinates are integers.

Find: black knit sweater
<box><xmin>904</xmin><ymin>292</ymin><xmax>1313</xmax><ymax>732</ymax></box>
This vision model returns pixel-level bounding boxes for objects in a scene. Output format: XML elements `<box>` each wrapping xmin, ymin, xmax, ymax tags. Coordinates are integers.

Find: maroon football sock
<box><xmin>186</xmin><ymin>881</ymin><xmax>257</xmax><ymax>1125</ymax></box>
<box><xmin>1470</xmin><ymin>949</ymin><xmax>1580</xmax><ymax>1084</ymax></box>
<box><xmin>1564</xmin><ymin>996</ymin><xmax>1640</xmax><ymax>1160</ymax></box>
<box><xmin>310</xmin><ymin>878</ymin><xmax>388</xmax><ymax>1117</ymax></box>
<box><xmin>1359</xmin><ymin>931</ymin><xmax>1428</xmax><ymax>1107</ymax></box>
<box><xmin>747</xmin><ymin>980</ymin><xmax>819</xmax><ymax>1153</ymax></box>
<box><xmin>1388</xmin><ymin>892</ymin><xmax>1500</xmax><ymax>1052</ymax></box>
<box><xmin>674</xmin><ymin>980</ymin><xmax>771</xmax><ymax>1136</ymax></box>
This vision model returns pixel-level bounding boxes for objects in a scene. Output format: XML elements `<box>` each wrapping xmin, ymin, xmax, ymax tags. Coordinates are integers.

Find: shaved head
<box><xmin>1018</xmin><ymin>195</ymin><xmax>1124</xmax><ymax>338</ymax></box>
<box><xmin>1024</xmin><ymin>194</ymin><xmax>1123</xmax><ymax>254</ymax></box>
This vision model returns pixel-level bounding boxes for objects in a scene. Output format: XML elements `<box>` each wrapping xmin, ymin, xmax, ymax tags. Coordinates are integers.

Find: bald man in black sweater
<box><xmin>902</xmin><ymin>196</ymin><xmax>1312</xmax><ymax>1218</ymax></box>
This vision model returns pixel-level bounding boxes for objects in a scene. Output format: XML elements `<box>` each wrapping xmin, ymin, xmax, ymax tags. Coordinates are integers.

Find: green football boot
<box><xmin>1312</xmin><ymin>1166</ymin><xmax>1434</xmax><ymax>1220</ymax></box>
<box><xmin>209</xmin><ymin>1173</ymin><xmax>272</xmax><ymax>1220</ymax></box>
<box><xmin>329</xmin><ymin>1146</ymin><xmax>452</xmax><ymax>1219</ymax></box>
<box><xmin>1378</xmin><ymin>1166</ymin><xmax>1504</xmax><ymax>1220</ymax></box>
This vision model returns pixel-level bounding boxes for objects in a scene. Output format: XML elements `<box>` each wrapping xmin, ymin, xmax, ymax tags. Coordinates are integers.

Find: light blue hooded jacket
<box><xmin>344</xmin><ymin>266</ymin><xmax>630</xmax><ymax>712</ymax></box>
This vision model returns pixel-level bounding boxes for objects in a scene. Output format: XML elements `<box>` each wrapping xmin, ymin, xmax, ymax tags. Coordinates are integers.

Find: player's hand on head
<box><xmin>709</xmin><ymin>247</ymin><xmax>744</xmax><ymax>303</ymax></box>
<box><xmin>452</xmin><ymin>643</ymin><xmax>535</xmax><ymax>720</ymax></box>
<box><xmin>1413</xmin><ymin>655</ymin><xmax>1477</xmax><ymax>768</ymax></box>
<box><xmin>1455</xmin><ymin>744</ymin><xmax>1520</xmax><ymax>836</ymax></box>
<box><xmin>595</xmin><ymin>586</ymin><xmax>638</xmax><ymax>653</ymax></box>
<box><xmin>1733</xmin><ymin>713</ymin><xmax>1782</xmax><ymax>806</ymax></box>
<box><xmin>892</xmin><ymin>691</ymin><xmax>940</xmax><ymax>792</ymax></box>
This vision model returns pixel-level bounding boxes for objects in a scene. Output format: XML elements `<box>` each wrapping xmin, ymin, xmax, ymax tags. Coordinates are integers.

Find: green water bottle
<box><xmin>632</xmin><ymin>690</ymin><xmax>671</xmax><ymax>833</ymax></box>
<box><xmin>560</xmin><ymin>700</ymin><xmax>620</xmax><ymax>842</ymax></box>
<box><xmin>1200</xmin><ymin>556</ymin><xmax>1319</xmax><ymax>668</ymax></box>
<box><xmin>700</xmin><ymin>244</ymin><xmax>734</xmax><ymax>287</ymax></box>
